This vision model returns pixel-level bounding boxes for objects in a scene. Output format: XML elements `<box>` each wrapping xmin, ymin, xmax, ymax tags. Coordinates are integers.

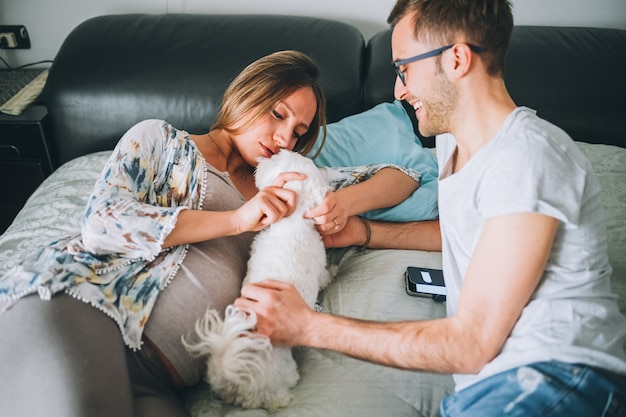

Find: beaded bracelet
<box><xmin>358</xmin><ymin>216</ymin><xmax>371</xmax><ymax>251</ymax></box>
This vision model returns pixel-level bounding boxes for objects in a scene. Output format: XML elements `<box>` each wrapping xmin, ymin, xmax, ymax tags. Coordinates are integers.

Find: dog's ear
<box><xmin>254</xmin><ymin>151</ymin><xmax>330</xmax><ymax>211</ymax></box>
<box><xmin>307</xmin><ymin>183</ymin><xmax>330</xmax><ymax>210</ymax></box>
<box><xmin>293</xmin><ymin>165</ymin><xmax>331</xmax><ymax>210</ymax></box>
<box><xmin>254</xmin><ymin>156</ymin><xmax>278</xmax><ymax>190</ymax></box>
<box><xmin>255</xmin><ymin>150</ymin><xmax>302</xmax><ymax>190</ymax></box>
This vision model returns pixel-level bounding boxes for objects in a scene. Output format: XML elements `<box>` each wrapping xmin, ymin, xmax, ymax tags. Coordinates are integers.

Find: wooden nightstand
<box><xmin>0</xmin><ymin>105</ymin><xmax>54</xmax><ymax>233</ymax></box>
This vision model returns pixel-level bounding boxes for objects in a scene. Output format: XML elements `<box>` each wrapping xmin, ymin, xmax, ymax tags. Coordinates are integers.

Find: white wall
<box><xmin>1</xmin><ymin>0</ymin><xmax>625</xmax><ymax>68</ymax></box>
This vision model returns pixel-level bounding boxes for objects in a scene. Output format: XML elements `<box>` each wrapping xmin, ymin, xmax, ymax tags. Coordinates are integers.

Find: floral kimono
<box><xmin>0</xmin><ymin>120</ymin><xmax>204</xmax><ymax>349</ymax></box>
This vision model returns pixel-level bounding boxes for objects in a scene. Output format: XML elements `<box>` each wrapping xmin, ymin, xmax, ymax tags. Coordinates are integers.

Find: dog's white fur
<box><xmin>184</xmin><ymin>150</ymin><xmax>331</xmax><ymax>410</ymax></box>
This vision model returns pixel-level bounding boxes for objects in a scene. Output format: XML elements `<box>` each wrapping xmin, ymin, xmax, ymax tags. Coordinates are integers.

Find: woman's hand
<box><xmin>304</xmin><ymin>191</ymin><xmax>349</xmax><ymax>234</ymax></box>
<box><xmin>305</xmin><ymin>167</ymin><xmax>419</xmax><ymax>236</ymax></box>
<box><xmin>233</xmin><ymin>171</ymin><xmax>306</xmax><ymax>233</ymax></box>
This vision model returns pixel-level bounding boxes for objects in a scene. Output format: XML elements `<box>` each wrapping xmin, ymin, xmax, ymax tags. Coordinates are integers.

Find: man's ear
<box><xmin>448</xmin><ymin>43</ymin><xmax>473</xmax><ymax>77</ymax></box>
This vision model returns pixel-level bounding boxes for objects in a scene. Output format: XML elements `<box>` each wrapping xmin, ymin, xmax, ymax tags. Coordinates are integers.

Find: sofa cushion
<box><xmin>308</xmin><ymin>100</ymin><xmax>439</xmax><ymax>222</ymax></box>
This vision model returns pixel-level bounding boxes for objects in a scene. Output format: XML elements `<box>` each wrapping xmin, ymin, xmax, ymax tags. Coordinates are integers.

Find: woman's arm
<box><xmin>82</xmin><ymin>120</ymin><xmax>303</xmax><ymax>256</ymax></box>
<box><xmin>81</xmin><ymin>121</ymin><xmax>194</xmax><ymax>258</ymax></box>
<box><xmin>336</xmin><ymin>167</ymin><xmax>419</xmax><ymax>216</ymax></box>
<box><xmin>162</xmin><ymin>172</ymin><xmax>305</xmax><ymax>248</ymax></box>
<box><xmin>307</xmin><ymin>167</ymin><xmax>419</xmax><ymax>234</ymax></box>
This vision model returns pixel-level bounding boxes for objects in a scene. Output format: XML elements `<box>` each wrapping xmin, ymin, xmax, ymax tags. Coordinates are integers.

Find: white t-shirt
<box><xmin>436</xmin><ymin>107</ymin><xmax>626</xmax><ymax>391</ymax></box>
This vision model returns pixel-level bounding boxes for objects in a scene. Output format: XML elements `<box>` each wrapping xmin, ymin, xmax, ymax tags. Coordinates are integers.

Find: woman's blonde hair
<box><xmin>211</xmin><ymin>50</ymin><xmax>327</xmax><ymax>157</ymax></box>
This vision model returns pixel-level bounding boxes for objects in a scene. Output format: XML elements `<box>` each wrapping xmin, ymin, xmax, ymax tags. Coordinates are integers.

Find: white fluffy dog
<box><xmin>184</xmin><ymin>149</ymin><xmax>332</xmax><ymax>410</ymax></box>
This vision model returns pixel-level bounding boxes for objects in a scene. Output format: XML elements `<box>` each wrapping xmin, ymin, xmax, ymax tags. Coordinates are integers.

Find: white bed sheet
<box><xmin>1</xmin><ymin>141</ymin><xmax>624</xmax><ymax>416</ymax></box>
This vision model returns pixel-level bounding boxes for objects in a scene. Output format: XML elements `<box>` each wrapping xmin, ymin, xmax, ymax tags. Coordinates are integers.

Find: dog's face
<box><xmin>255</xmin><ymin>150</ymin><xmax>330</xmax><ymax>211</ymax></box>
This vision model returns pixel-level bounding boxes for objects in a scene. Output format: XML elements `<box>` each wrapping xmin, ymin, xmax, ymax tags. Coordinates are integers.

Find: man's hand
<box><xmin>234</xmin><ymin>280</ymin><xmax>315</xmax><ymax>347</ymax></box>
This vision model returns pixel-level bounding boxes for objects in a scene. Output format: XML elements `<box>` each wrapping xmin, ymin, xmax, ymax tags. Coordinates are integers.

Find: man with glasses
<box><xmin>236</xmin><ymin>0</ymin><xmax>626</xmax><ymax>415</ymax></box>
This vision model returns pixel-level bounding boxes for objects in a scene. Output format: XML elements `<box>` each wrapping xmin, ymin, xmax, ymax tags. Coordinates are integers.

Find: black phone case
<box><xmin>405</xmin><ymin>266</ymin><xmax>446</xmax><ymax>302</ymax></box>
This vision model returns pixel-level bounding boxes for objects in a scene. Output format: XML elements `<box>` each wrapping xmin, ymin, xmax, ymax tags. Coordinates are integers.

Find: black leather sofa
<box><xmin>1</xmin><ymin>13</ymin><xmax>625</xmax><ymax>417</ymax></box>
<box><xmin>41</xmin><ymin>14</ymin><xmax>626</xmax><ymax>167</ymax></box>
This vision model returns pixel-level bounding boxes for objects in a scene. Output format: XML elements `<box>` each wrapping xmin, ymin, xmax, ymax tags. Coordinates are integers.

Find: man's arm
<box><xmin>322</xmin><ymin>215</ymin><xmax>442</xmax><ymax>252</ymax></box>
<box><xmin>236</xmin><ymin>212</ymin><xmax>558</xmax><ymax>374</ymax></box>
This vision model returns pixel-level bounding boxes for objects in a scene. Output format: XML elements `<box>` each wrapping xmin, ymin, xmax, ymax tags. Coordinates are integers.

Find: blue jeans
<box><xmin>440</xmin><ymin>361</ymin><xmax>626</xmax><ymax>417</ymax></box>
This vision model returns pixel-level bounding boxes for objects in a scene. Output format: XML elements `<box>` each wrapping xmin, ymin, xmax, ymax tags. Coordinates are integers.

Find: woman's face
<box><xmin>234</xmin><ymin>86</ymin><xmax>317</xmax><ymax>165</ymax></box>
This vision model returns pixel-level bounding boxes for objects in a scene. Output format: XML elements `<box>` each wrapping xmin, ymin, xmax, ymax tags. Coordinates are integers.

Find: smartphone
<box><xmin>405</xmin><ymin>266</ymin><xmax>446</xmax><ymax>302</ymax></box>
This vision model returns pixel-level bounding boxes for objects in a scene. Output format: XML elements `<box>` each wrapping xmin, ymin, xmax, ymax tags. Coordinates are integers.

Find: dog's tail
<box><xmin>183</xmin><ymin>305</ymin><xmax>273</xmax><ymax>389</ymax></box>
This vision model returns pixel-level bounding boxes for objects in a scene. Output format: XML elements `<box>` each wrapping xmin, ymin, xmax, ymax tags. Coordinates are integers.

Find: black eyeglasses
<box><xmin>392</xmin><ymin>44</ymin><xmax>485</xmax><ymax>85</ymax></box>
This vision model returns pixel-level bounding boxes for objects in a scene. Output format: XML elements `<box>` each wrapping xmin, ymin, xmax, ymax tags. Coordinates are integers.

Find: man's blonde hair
<box><xmin>388</xmin><ymin>0</ymin><xmax>514</xmax><ymax>77</ymax></box>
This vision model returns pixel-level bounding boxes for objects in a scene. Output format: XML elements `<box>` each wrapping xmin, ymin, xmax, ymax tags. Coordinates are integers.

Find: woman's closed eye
<box><xmin>273</xmin><ymin>109</ymin><xmax>304</xmax><ymax>139</ymax></box>
<box><xmin>272</xmin><ymin>109</ymin><xmax>284</xmax><ymax>120</ymax></box>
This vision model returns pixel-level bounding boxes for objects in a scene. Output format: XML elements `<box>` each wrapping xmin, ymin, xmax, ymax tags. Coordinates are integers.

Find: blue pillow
<box><xmin>307</xmin><ymin>100</ymin><xmax>439</xmax><ymax>222</ymax></box>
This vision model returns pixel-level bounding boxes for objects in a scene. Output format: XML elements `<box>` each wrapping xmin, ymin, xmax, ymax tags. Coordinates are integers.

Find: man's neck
<box><xmin>450</xmin><ymin>77</ymin><xmax>516</xmax><ymax>171</ymax></box>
